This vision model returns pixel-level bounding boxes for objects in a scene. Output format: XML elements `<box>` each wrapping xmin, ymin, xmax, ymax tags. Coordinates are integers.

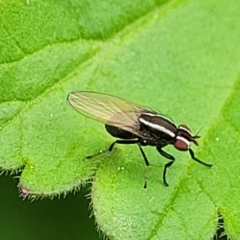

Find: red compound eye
<box><xmin>174</xmin><ymin>136</ymin><xmax>189</xmax><ymax>151</ymax></box>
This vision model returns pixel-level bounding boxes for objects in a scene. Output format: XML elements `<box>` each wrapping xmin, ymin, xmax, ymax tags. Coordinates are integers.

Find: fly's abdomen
<box><xmin>105</xmin><ymin>124</ymin><xmax>137</xmax><ymax>139</ymax></box>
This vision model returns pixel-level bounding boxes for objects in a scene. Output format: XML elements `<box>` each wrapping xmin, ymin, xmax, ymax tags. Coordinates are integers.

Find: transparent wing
<box><xmin>67</xmin><ymin>91</ymin><xmax>154</xmax><ymax>138</ymax></box>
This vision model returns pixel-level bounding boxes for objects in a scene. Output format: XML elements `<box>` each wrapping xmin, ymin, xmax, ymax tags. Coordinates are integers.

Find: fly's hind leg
<box><xmin>86</xmin><ymin>139</ymin><xmax>139</xmax><ymax>159</ymax></box>
<box><xmin>86</xmin><ymin>149</ymin><xmax>109</xmax><ymax>159</ymax></box>
<box><xmin>87</xmin><ymin>139</ymin><xmax>150</xmax><ymax>189</ymax></box>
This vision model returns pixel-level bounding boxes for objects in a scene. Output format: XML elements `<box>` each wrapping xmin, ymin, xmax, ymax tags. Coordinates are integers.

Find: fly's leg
<box><xmin>108</xmin><ymin>139</ymin><xmax>139</xmax><ymax>151</ymax></box>
<box><xmin>88</xmin><ymin>139</ymin><xmax>150</xmax><ymax>189</ymax></box>
<box><xmin>156</xmin><ymin>146</ymin><xmax>175</xmax><ymax>187</ymax></box>
<box><xmin>109</xmin><ymin>140</ymin><xmax>149</xmax><ymax>164</ymax></box>
<box><xmin>109</xmin><ymin>140</ymin><xmax>150</xmax><ymax>188</ymax></box>
<box><xmin>86</xmin><ymin>149</ymin><xmax>109</xmax><ymax>159</ymax></box>
<box><xmin>86</xmin><ymin>139</ymin><xmax>139</xmax><ymax>159</ymax></box>
<box><xmin>189</xmin><ymin>148</ymin><xmax>212</xmax><ymax>167</ymax></box>
<box><xmin>135</xmin><ymin>142</ymin><xmax>150</xmax><ymax>188</ymax></box>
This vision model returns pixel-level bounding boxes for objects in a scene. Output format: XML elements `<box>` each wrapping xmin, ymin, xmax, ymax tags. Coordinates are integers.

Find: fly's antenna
<box><xmin>195</xmin><ymin>116</ymin><xmax>209</xmax><ymax>136</ymax></box>
<box><xmin>195</xmin><ymin>125</ymin><xmax>202</xmax><ymax>137</ymax></box>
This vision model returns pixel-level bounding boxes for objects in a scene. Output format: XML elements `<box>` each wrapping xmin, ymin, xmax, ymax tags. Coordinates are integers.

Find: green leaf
<box><xmin>0</xmin><ymin>0</ymin><xmax>240</xmax><ymax>239</ymax></box>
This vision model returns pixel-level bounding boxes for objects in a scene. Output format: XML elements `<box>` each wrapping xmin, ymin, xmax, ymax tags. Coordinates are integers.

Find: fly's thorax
<box><xmin>139</xmin><ymin>112</ymin><xmax>177</xmax><ymax>140</ymax></box>
<box><xmin>174</xmin><ymin>124</ymin><xmax>200</xmax><ymax>151</ymax></box>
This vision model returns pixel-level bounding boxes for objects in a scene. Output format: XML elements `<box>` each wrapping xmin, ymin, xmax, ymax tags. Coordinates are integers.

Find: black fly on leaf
<box><xmin>67</xmin><ymin>91</ymin><xmax>212</xmax><ymax>187</ymax></box>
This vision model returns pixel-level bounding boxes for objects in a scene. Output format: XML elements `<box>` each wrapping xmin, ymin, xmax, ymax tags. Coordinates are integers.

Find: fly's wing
<box><xmin>67</xmin><ymin>91</ymin><xmax>154</xmax><ymax>138</ymax></box>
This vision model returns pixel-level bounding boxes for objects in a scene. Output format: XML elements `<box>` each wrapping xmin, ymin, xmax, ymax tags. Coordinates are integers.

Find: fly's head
<box><xmin>174</xmin><ymin>124</ymin><xmax>200</xmax><ymax>151</ymax></box>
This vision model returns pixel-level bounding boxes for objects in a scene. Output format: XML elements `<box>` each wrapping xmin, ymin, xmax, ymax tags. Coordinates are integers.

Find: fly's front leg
<box><xmin>189</xmin><ymin>148</ymin><xmax>212</xmax><ymax>167</ymax></box>
<box><xmin>156</xmin><ymin>146</ymin><xmax>175</xmax><ymax>187</ymax></box>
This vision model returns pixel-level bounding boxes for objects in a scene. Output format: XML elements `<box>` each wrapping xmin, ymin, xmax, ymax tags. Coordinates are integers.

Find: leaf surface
<box><xmin>0</xmin><ymin>0</ymin><xmax>240</xmax><ymax>239</ymax></box>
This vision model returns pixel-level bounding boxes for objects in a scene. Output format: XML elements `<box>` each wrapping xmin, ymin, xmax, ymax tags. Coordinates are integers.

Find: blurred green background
<box><xmin>0</xmin><ymin>175</ymin><xmax>100</xmax><ymax>240</ymax></box>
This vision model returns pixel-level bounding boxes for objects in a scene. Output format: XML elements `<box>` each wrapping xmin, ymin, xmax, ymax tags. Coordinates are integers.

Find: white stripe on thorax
<box><xmin>141</xmin><ymin>112</ymin><xmax>176</xmax><ymax>126</ymax></box>
<box><xmin>139</xmin><ymin>118</ymin><xmax>176</xmax><ymax>138</ymax></box>
<box><xmin>178</xmin><ymin>125</ymin><xmax>191</xmax><ymax>135</ymax></box>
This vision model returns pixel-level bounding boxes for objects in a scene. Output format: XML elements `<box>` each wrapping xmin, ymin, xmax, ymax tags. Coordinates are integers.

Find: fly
<box><xmin>67</xmin><ymin>91</ymin><xmax>212</xmax><ymax>187</ymax></box>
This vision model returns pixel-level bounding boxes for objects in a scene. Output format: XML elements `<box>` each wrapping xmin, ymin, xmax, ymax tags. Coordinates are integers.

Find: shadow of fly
<box><xmin>67</xmin><ymin>91</ymin><xmax>212</xmax><ymax>187</ymax></box>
